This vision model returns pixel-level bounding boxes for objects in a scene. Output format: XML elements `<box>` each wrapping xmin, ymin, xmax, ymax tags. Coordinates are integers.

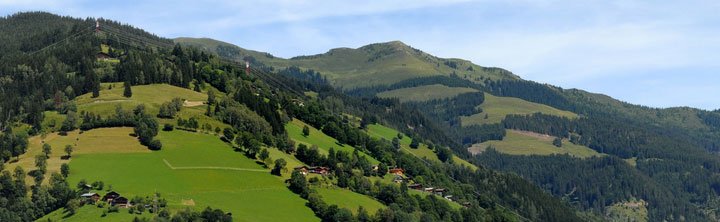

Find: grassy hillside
<box><xmin>469</xmin><ymin>130</ymin><xmax>602</xmax><ymax>158</ymax></box>
<box><xmin>76</xmin><ymin>84</ymin><xmax>207</xmax><ymax>116</ymax></box>
<box><xmin>366</xmin><ymin>124</ymin><xmax>477</xmax><ymax>170</ymax></box>
<box><xmin>176</xmin><ymin>38</ymin><xmax>519</xmax><ymax>89</ymax></box>
<box><xmin>376</xmin><ymin>84</ymin><xmax>478</xmax><ymax>102</ymax></box>
<box><xmin>316</xmin><ymin>187</ymin><xmax>386</xmax><ymax>214</ymax></box>
<box><xmin>38</xmin><ymin>129</ymin><xmax>318</xmax><ymax>222</ymax></box>
<box><xmin>4</xmin><ymin>127</ymin><xmax>147</xmax><ymax>185</ymax></box>
<box><xmin>286</xmin><ymin>118</ymin><xmax>379</xmax><ymax>164</ymax></box>
<box><xmin>461</xmin><ymin>93</ymin><xmax>577</xmax><ymax>126</ymax></box>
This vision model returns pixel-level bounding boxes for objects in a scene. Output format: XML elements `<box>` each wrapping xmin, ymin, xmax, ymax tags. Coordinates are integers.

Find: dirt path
<box><xmin>509</xmin><ymin>130</ymin><xmax>554</xmax><ymax>141</ymax></box>
<box><xmin>163</xmin><ymin>159</ymin><xmax>268</xmax><ymax>172</ymax></box>
<box><xmin>183</xmin><ymin>101</ymin><xmax>204</xmax><ymax>107</ymax></box>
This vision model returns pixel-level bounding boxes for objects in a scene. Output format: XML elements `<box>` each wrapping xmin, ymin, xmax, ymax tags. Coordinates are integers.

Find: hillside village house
<box><xmin>389</xmin><ymin>168</ymin><xmax>404</xmax><ymax>176</ymax></box>
<box><xmin>113</xmin><ymin>196</ymin><xmax>129</xmax><ymax>207</ymax></box>
<box><xmin>80</xmin><ymin>193</ymin><xmax>100</xmax><ymax>203</ymax></box>
<box><xmin>294</xmin><ymin>166</ymin><xmax>330</xmax><ymax>175</ymax></box>
<box><xmin>102</xmin><ymin>191</ymin><xmax>120</xmax><ymax>202</ymax></box>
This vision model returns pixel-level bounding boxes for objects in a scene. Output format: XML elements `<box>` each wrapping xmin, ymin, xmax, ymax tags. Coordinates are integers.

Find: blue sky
<box><xmin>2</xmin><ymin>0</ymin><xmax>719</xmax><ymax>110</ymax></box>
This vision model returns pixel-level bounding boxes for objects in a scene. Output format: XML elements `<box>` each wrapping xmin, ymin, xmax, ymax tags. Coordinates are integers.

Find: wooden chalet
<box><xmin>295</xmin><ymin>166</ymin><xmax>330</xmax><ymax>175</ymax></box>
<box><xmin>294</xmin><ymin>166</ymin><xmax>309</xmax><ymax>175</ymax></box>
<box><xmin>80</xmin><ymin>193</ymin><xmax>100</xmax><ymax>203</ymax></box>
<box><xmin>408</xmin><ymin>183</ymin><xmax>423</xmax><ymax>190</ymax></box>
<box><xmin>309</xmin><ymin>166</ymin><xmax>330</xmax><ymax>175</ymax></box>
<box><xmin>102</xmin><ymin>191</ymin><xmax>120</xmax><ymax>202</ymax></box>
<box><xmin>112</xmin><ymin>196</ymin><xmax>129</xmax><ymax>207</ymax></box>
<box><xmin>389</xmin><ymin>168</ymin><xmax>404</xmax><ymax>176</ymax></box>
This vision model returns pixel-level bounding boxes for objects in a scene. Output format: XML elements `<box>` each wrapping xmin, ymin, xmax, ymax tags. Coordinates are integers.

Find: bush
<box><xmin>148</xmin><ymin>139</ymin><xmax>163</xmax><ymax>150</ymax></box>
<box><xmin>163</xmin><ymin>124</ymin><xmax>174</xmax><ymax>131</ymax></box>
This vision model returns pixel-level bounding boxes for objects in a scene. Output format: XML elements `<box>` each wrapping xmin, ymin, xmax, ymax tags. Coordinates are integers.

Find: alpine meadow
<box><xmin>1</xmin><ymin>6</ymin><xmax>720</xmax><ymax>222</ymax></box>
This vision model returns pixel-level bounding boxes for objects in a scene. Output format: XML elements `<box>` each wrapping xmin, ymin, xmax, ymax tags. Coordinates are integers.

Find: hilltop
<box><xmin>175</xmin><ymin>37</ymin><xmax>519</xmax><ymax>88</ymax></box>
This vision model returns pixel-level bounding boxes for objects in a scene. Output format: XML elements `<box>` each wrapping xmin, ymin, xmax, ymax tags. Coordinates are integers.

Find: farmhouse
<box><xmin>294</xmin><ymin>166</ymin><xmax>309</xmax><ymax>175</ymax></box>
<box><xmin>295</xmin><ymin>166</ymin><xmax>330</xmax><ymax>175</ymax></box>
<box><xmin>408</xmin><ymin>183</ymin><xmax>423</xmax><ymax>190</ymax></box>
<box><xmin>309</xmin><ymin>166</ymin><xmax>330</xmax><ymax>175</ymax></box>
<box><xmin>393</xmin><ymin>175</ymin><xmax>407</xmax><ymax>183</ymax></box>
<box><xmin>389</xmin><ymin>168</ymin><xmax>404</xmax><ymax>176</ymax></box>
<box><xmin>102</xmin><ymin>191</ymin><xmax>120</xmax><ymax>202</ymax></box>
<box><xmin>80</xmin><ymin>193</ymin><xmax>100</xmax><ymax>203</ymax></box>
<box><xmin>112</xmin><ymin>196</ymin><xmax>129</xmax><ymax>207</ymax></box>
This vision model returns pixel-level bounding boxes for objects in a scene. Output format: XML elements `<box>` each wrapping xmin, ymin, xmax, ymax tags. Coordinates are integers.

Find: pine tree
<box><xmin>123</xmin><ymin>81</ymin><xmax>132</xmax><ymax>98</ymax></box>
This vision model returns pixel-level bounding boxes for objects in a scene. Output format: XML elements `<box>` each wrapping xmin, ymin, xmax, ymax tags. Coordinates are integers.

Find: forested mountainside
<box><xmin>0</xmin><ymin>12</ymin><xmax>589</xmax><ymax>221</ymax></box>
<box><xmin>180</xmin><ymin>27</ymin><xmax>720</xmax><ymax>221</ymax></box>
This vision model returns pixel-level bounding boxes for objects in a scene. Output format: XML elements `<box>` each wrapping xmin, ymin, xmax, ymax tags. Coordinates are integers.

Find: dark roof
<box><xmin>113</xmin><ymin>196</ymin><xmax>129</xmax><ymax>203</ymax></box>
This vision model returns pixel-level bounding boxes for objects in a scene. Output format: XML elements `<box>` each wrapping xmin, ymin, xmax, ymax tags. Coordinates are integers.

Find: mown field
<box><xmin>316</xmin><ymin>187</ymin><xmax>386</xmax><ymax>214</ymax></box>
<box><xmin>4</xmin><ymin>127</ymin><xmax>147</xmax><ymax>185</ymax></box>
<box><xmin>461</xmin><ymin>93</ymin><xmax>577</xmax><ymax>126</ymax></box>
<box><xmin>75</xmin><ymin>84</ymin><xmax>207</xmax><ymax>116</ymax></box>
<box><xmin>286</xmin><ymin>118</ymin><xmax>379</xmax><ymax>164</ymax></box>
<box><xmin>468</xmin><ymin>130</ymin><xmax>602</xmax><ymax>158</ymax></box>
<box><xmin>365</xmin><ymin>124</ymin><xmax>477</xmax><ymax>170</ymax></box>
<box><xmin>376</xmin><ymin>84</ymin><xmax>478</xmax><ymax>102</ymax></box>
<box><xmin>36</xmin><ymin>129</ymin><xmax>318</xmax><ymax>222</ymax></box>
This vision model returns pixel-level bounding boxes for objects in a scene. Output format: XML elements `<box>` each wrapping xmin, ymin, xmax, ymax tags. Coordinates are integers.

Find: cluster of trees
<box><xmin>0</xmin><ymin>167</ymin><xmax>75</xmax><ymax>221</ymax></box>
<box><xmin>157</xmin><ymin>98</ymin><xmax>183</xmax><ymax>118</ymax></box>
<box><xmin>0</xmin><ymin>126</ymin><xmax>28</xmax><ymax>162</ymax></box>
<box><xmin>406</xmin><ymin>91</ymin><xmax>484</xmax><ymax>127</ymax></box>
<box><xmin>476</xmin><ymin>149</ymin><xmax>706</xmax><ymax>220</ymax></box>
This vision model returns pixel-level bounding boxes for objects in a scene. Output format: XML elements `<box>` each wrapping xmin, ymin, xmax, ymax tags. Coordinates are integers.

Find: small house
<box><xmin>423</xmin><ymin>187</ymin><xmax>435</xmax><ymax>192</ymax></box>
<box><xmin>81</xmin><ymin>193</ymin><xmax>100</xmax><ymax>203</ymax></box>
<box><xmin>112</xmin><ymin>196</ymin><xmax>129</xmax><ymax>208</ymax></box>
<box><xmin>433</xmin><ymin>188</ymin><xmax>446</xmax><ymax>196</ymax></box>
<box><xmin>294</xmin><ymin>166</ymin><xmax>309</xmax><ymax>175</ymax></box>
<box><xmin>309</xmin><ymin>166</ymin><xmax>330</xmax><ymax>175</ymax></box>
<box><xmin>393</xmin><ymin>175</ymin><xmax>406</xmax><ymax>183</ymax></box>
<box><xmin>103</xmin><ymin>191</ymin><xmax>120</xmax><ymax>202</ymax></box>
<box><xmin>389</xmin><ymin>168</ymin><xmax>404</xmax><ymax>176</ymax></box>
<box><xmin>408</xmin><ymin>183</ymin><xmax>422</xmax><ymax>190</ymax></box>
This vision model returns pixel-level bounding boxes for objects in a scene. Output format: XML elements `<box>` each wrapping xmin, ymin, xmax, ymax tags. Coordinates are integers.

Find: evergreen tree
<box><xmin>552</xmin><ymin>138</ymin><xmax>562</xmax><ymax>147</ymax></box>
<box><xmin>302</xmin><ymin>125</ymin><xmax>310</xmax><ymax>137</ymax></box>
<box><xmin>123</xmin><ymin>81</ymin><xmax>132</xmax><ymax>98</ymax></box>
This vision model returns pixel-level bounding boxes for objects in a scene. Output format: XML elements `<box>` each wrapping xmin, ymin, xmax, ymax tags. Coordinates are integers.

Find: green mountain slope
<box><xmin>175</xmin><ymin>37</ymin><xmax>519</xmax><ymax>88</ymax></box>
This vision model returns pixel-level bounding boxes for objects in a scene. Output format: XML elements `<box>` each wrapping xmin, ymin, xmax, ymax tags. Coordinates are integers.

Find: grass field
<box><xmin>316</xmin><ymin>187</ymin><xmax>386</xmax><ymax>214</ymax></box>
<box><xmin>408</xmin><ymin>189</ymin><xmax>463</xmax><ymax>210</ymax></box>
<box><xmin>376</xmin><ymin>84</ymin><xmax>478</xmax><ymax>102</ymax></box>
<box><xmin>3</xmin><ymin>127</ymin><xmax>148</xmax><ymax>185</ymax></box>
<box><xmin>37</xmin><ymin>129</ymin><xmax>318</xmax><ymax>222</ymax></box>
<box><xmin>366</xmin><ymin>124</ymin><xmax>477</xmax><ymax>170</ymax></box>
<box><xmin>468</xmin><ymin>130</ymin><xmax>602</xmax><ymax>158</ymax></box>
<box><xmin>286</xmin><ymin>118</ymin><xmax>379</xmax><ymax>164</ymax></box>
<box><xmin>461</xmin><ymin>93</ymin><xmax>577</xmax><ymax>126</ymax></box>
<box><xmin>76</xmin><ymin>84</ymin><xmax>207</xmax><ymax>117</ymax></box>
<box><xmin>605</xmin><ymin>200</ymin><xmax>648</xmax><ymax>222</ymax></box>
